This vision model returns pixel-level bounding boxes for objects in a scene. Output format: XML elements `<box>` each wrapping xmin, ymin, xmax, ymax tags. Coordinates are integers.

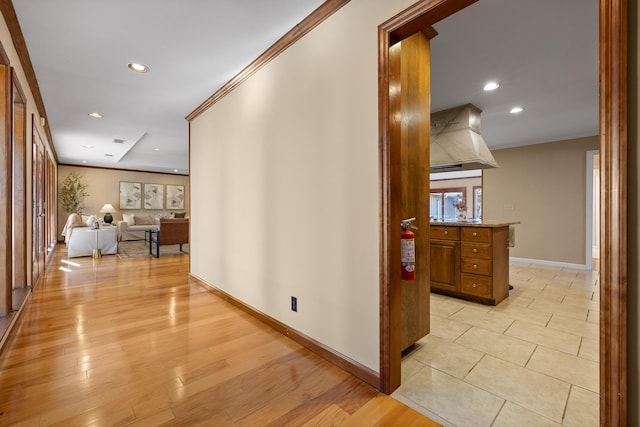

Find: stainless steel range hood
<box><xmin>430</xmin><ymin>103</ymin><xmax>499</xmax><ymax>172</ymax></box>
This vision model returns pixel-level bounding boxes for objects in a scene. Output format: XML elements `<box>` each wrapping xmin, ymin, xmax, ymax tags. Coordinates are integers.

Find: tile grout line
<box><xmin>561</xmin><ymin>384</ymin><xmax>574</xmax><ymax>425</ymax></box>
<box><xmin>577</xmin><ymin>336</ymin><xmax>585</xmax><ymax>359</ymax></box>
<box><xmin>489</xmin><ymin>400</ymin><xmax>507</xmax><ymax>426</ymax></box>
<box><xmin>523</xmin><ymin>343</ymin><xmax>538</xmax><ymax>368</ymax></box>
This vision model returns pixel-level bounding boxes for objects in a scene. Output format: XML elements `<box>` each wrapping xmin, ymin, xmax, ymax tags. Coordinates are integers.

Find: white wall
<box><xmin>190</xmin><ymin>0</ymin><xmax>416</xmax><ymax>371</ymax></box>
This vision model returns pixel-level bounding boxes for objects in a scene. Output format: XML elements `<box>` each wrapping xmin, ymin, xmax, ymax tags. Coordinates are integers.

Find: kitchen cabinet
<box><xmin>430</xmin><ymin>221</ymin><xmax>517</xmax><ymax>305</ymax></box>
<box><xmin>430</xmin><ymin>227</ymin><xmax>460</xmax><ymax>292</ymax></box>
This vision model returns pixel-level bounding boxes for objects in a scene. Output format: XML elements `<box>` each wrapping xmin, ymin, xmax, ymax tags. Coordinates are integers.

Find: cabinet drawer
<box><xmin>461</xmin><ymin>257</ymin><xmax>492</xmax><ymax>275</ymax></box>
<box><xmin>461</xmin><ymin>227</ymin><xmax>492</xmax><ymax>243</ymax></box>
<box><xmin>461</xmin><ymin>242</ymin><xmax>492</xmax><ymax>259</ymax></box>
<box><xmin>431</xmin><ymin>226</ymin><xmax>460</xmax><ymax>240</ymax></box>
<box><xmin>461</xmin><ymin>274</ymin><xmax>492</xmax><ymax>298</ymax></box>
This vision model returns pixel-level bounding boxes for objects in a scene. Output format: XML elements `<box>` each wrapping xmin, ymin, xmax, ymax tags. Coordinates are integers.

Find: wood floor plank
<box><xmin>342</xmin><ymin>395</ymin><xmax>441</xmax><ymax>426</ymax></box>
<box><xmin>0</xmin><ymin>244</ymin><xmax>439</xmax><ymax>426</ymax></box>
<box><xmin>301</xmin><ymin>403</ymin><xmax>350</xmax><ymax>426</ymax></box>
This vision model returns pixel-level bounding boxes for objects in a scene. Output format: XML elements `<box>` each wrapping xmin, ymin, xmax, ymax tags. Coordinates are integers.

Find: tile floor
<box><xmin>392</xmin><ymin>261</ymin><xmax>599</xmax><ymax>427</ymax></box>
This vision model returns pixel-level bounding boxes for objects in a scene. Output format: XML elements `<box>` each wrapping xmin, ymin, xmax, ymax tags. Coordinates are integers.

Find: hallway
<box><xmin>0</xmin><ymin>246</ymin><xmax>436</xmax><ymax>426</ymax></box>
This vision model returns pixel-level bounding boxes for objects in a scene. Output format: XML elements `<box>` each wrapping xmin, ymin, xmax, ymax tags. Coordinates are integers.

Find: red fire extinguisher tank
<box><xmin>401</xmin><ymin>218</ymin><xmax>417</xmax><ymax>281</ymax></box>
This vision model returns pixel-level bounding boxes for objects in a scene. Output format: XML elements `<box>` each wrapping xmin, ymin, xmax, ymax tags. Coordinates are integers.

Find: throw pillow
<box><xmin>174</xmin><ymin>212</ymin><xmax>186</xmax><ymax>218</ymax></box>
<box><xmin>84</xmin><ymin>215</ymin><xmax>97</xmax><ymax>227</ymax></box>
<box><xmin>81</xmin><ymin>214</ymin><xmax>92</xmax><ymax>223</ymax></box>
<box><xmin>122</xmin><ymin>213</ymin><xmax>135</xmax><ymax>225</ymax></box>
<box><xmin>136</xmin><ymin>214</ymin><xmax>154</xmax><ymax>225</ymax></box>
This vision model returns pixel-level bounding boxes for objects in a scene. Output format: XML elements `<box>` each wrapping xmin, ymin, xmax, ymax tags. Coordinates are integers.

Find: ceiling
<box><xmin>11</xmin><ymin>0</ymin><xmax>597</xmax><ymax>175</ymax></box>
<box><xmin>430</xmin><ymin>0</ymin><xmax>598</xmax><ymax>150</ymax></box>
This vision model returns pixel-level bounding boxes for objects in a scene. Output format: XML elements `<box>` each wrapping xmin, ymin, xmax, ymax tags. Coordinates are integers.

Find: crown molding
<box><xmin>187</xmin><ymin>0</ymin><xmax>350</xmax><ymax>121</ymax></box>
<box><xmin>0</xmin><ymin>1</ymin><xmax>57</xmax><ymax>163</ymax></box>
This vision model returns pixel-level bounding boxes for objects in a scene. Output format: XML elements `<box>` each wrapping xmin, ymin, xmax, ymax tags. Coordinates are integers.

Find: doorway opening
<box><xmin>378</xmin><ymin>0</ymin><xmax>627</xmax><ymax>424</ymax></box>
<box><xmin>586</xmin><ymin>150</ymin><xmax>600</xmax><ymax>271</ymax></box>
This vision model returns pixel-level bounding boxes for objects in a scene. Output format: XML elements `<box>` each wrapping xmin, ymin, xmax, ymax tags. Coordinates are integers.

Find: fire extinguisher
<box><xmin>401</xmin><ymin>217</ymin><xmax>417</xmax><ymax>281</ymax></box>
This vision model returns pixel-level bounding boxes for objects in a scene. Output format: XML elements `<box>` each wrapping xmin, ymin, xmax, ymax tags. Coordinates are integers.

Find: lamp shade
<box><xmin>100</xmin><ymin>203</ymin><xmax>116</xmax><ymax>213</ymax></box>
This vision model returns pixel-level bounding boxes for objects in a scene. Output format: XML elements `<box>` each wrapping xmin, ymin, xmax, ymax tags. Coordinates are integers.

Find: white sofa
<box><xmin>117</xmin><ymin>213</ymin><xmax>159</xmax><ymax>241</ymax></box>
<box><xmin>67</xmin><ymin>226</ymin><xmax>118</xmax><ymax>258</ymax></box>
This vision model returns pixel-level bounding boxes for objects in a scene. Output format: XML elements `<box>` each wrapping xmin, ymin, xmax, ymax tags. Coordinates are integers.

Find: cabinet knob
<box><xmin>473</xmin><ymin>248</ymin><xmax>478</xmax><ymax>253</ymax></box>
<box><xmin>473</xmin><ymin>264</ymin><xmax>478</xmax><ymax>269</ymax></box>
<box><xmin>444</xmin><ymin>230</ymin><xmax>448</xmax><ymax>235</ymax></box>
<box><xmin>472</xmin><ymin>232</ymin><xmax>477</xmax><ymax>237</ymax></box>
<box><xmin>472</xmin><ymin>283</ymin><xmax>477</xmax><ymax>288</ymax></box>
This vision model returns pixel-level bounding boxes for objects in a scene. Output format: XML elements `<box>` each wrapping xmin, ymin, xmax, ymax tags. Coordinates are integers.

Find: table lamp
<box><xmin>100</xmin><ymin>203</ymin><xmax>116</xmax><ymax>224</ymax></box>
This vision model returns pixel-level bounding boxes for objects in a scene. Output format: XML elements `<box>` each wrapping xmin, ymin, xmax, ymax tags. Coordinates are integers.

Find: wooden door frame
<box><xmin>31</xmin><ymin>119</ymin><xmax>45</xmax><ymax>286</ymax></box>
<box><xmin>378</xmin><ymin>0</ymin><xmax>628</xmax><ymax>424</ymax></box>
<box><xmin>0</xmin><ymin>63</ymin><xmax>10</xmax><ymax>316</ymax></box>
<box><xmin>598</xmin><ymin>0</ymin><xmax>627</xmax><ymax>422</ymax></box>
<box><xmin>11</xmin><ymin>68</ymin><xmax>27</xmax><ymax>295</ymax></box>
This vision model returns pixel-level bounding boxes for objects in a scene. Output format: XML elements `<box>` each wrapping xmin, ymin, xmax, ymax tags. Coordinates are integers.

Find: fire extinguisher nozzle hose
<box><xmin>401</xmin><ymin>217</ymin><xmax>418</xmax><ymax>231</ymax></box>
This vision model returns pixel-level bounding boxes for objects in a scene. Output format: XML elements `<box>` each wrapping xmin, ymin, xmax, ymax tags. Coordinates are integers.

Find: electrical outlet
<box><xmin>291</xmin><ymin>296</ymin><xmax>297</xmax><ymax>312</ymax></box>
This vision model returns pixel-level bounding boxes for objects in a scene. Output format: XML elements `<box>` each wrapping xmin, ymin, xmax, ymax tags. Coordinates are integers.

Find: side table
<box><xmin>86</xmin><ymin>228</ymin><xmax>110</xmax><ymax>259</ymax></box>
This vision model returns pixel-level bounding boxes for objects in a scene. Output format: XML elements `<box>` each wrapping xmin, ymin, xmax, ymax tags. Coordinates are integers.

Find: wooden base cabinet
<box><xmin>430</xmin><ymin>224</ymin><xmax>510</xmax><ymax>305</ymax></box>
<box><xmin>430</xmin><ymin>235</ymin><xmax>459</xmax><ymax>293</ymax></box>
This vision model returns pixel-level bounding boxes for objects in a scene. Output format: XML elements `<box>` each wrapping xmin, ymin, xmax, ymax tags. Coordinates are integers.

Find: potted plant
<box><xmin>59</xmin><ymin>171</ymin><xmax>89</xmax><ymax>214</ymax></box>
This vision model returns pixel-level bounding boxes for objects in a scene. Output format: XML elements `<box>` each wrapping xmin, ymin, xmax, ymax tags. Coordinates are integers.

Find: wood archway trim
<box><xmin>377</xmin><ymin>0</ymin><xmax>480</xmax><ymax>396</ymax></box>
<box><xmin>378</xmin><ymin>0</ymin><xmax>628</xmax><ymax>425</ymax></box>
<box><xmin>599</xmin><ymin>0</ymin><xmax>627</xmax><ymax>423</ymax></box>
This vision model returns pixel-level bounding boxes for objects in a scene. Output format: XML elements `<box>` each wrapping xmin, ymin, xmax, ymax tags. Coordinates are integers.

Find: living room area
<box><xmin>58</xmin><ymin>165</ymin><xmax>190</xmax><ymax>259</ymax></box>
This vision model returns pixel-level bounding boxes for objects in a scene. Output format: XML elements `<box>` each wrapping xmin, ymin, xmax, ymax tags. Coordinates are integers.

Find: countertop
<box><xmin>429</xmin><ymin>219</ymin><xmax>520</xmax><ymax>228</ymax></box>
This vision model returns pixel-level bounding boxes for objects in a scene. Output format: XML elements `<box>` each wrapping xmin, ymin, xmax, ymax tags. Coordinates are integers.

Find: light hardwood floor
<box><xmin>0</xmin><ymin>245</ymin><xmax>438</xmax><ymax>426</ymax></box>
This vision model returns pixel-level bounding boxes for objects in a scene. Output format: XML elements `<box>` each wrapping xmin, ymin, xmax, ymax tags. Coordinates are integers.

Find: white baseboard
<box><xmin>509</xmin><ymin>257</ymin><xmax>588</xmax><ymax>270</ymax></box>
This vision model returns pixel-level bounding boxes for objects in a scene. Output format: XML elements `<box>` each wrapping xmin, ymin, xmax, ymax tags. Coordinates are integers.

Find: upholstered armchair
<box><xmin>149</xmin><ymin>218</ymin><xmax>189</xmax><ymax>258</ymax></box>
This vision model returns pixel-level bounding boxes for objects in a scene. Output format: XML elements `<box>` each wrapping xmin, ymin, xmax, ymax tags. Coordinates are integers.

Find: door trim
<box><xmin>377</xmin><ymin>0</ymin><xmax>479</xmax><ymax>395</ymax></box>
<box><xmin>598</xmin><ymin>0</ymin><xmax>627</xmax><ymax>422</ymax></box>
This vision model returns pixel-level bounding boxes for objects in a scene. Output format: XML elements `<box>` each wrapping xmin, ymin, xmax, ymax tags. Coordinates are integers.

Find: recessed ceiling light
<box><xmin>82</xmin><ymin>145</ymin><xmax>93</xmax><ymax>149</ymax></box>
<box><xmin>128</xmin><ymin>63</ymin><xmax>149</xmax><ymax>73</ymax></box>
<box><xmin>88</xmin><ymin>112</ymin><xmax>103</xmax><ymax>118</ymax></box>
<box><xmin>154</xmin><ymin>148</ymin><xmax>160</xmax><ymax>151</ymax></box>
<box><xmin>81</xmin><ymin>160</ymin><xmax>88</xmax><ymax>164</ymax></box>
<box><xmin>173</xmin><ymin>169</ymin><xmax>179</xmax><ymax>173</ymax></box>
<box><xmin>510</xmin><ymin>106</ymin><xmax>524</xmax><ymax>114</ymax></box>
<box><xmin>483</xmin><ymin>81</ymin><xmax>500</xmax><ymax>91</ymax></box>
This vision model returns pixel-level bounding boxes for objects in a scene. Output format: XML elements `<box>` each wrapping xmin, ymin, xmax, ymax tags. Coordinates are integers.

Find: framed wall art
<box><xmin>166</xmin><ymin>184</ymin><xmax>185</xmax><ymax>210</ymax></box>
<box><xmin>119</xmin><ymin>182</ymin><xmax>142</xmax><ymax>209</ymax></box>
<box><xmin>143</xmin><ymin>183</ymin><xmax>164</xmax><ymax>209</ymax></box>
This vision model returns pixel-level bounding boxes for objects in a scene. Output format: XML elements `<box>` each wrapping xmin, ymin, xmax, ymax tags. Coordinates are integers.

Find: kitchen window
<box><xmin>430</xmin><ymin>187</ymin><xmax>466</xmax><ymax>220</ymax></box>
<box><xmin>473</xmin><ymin>186</ymin><xmax>482</xmax><ymax>220</ymax></box>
